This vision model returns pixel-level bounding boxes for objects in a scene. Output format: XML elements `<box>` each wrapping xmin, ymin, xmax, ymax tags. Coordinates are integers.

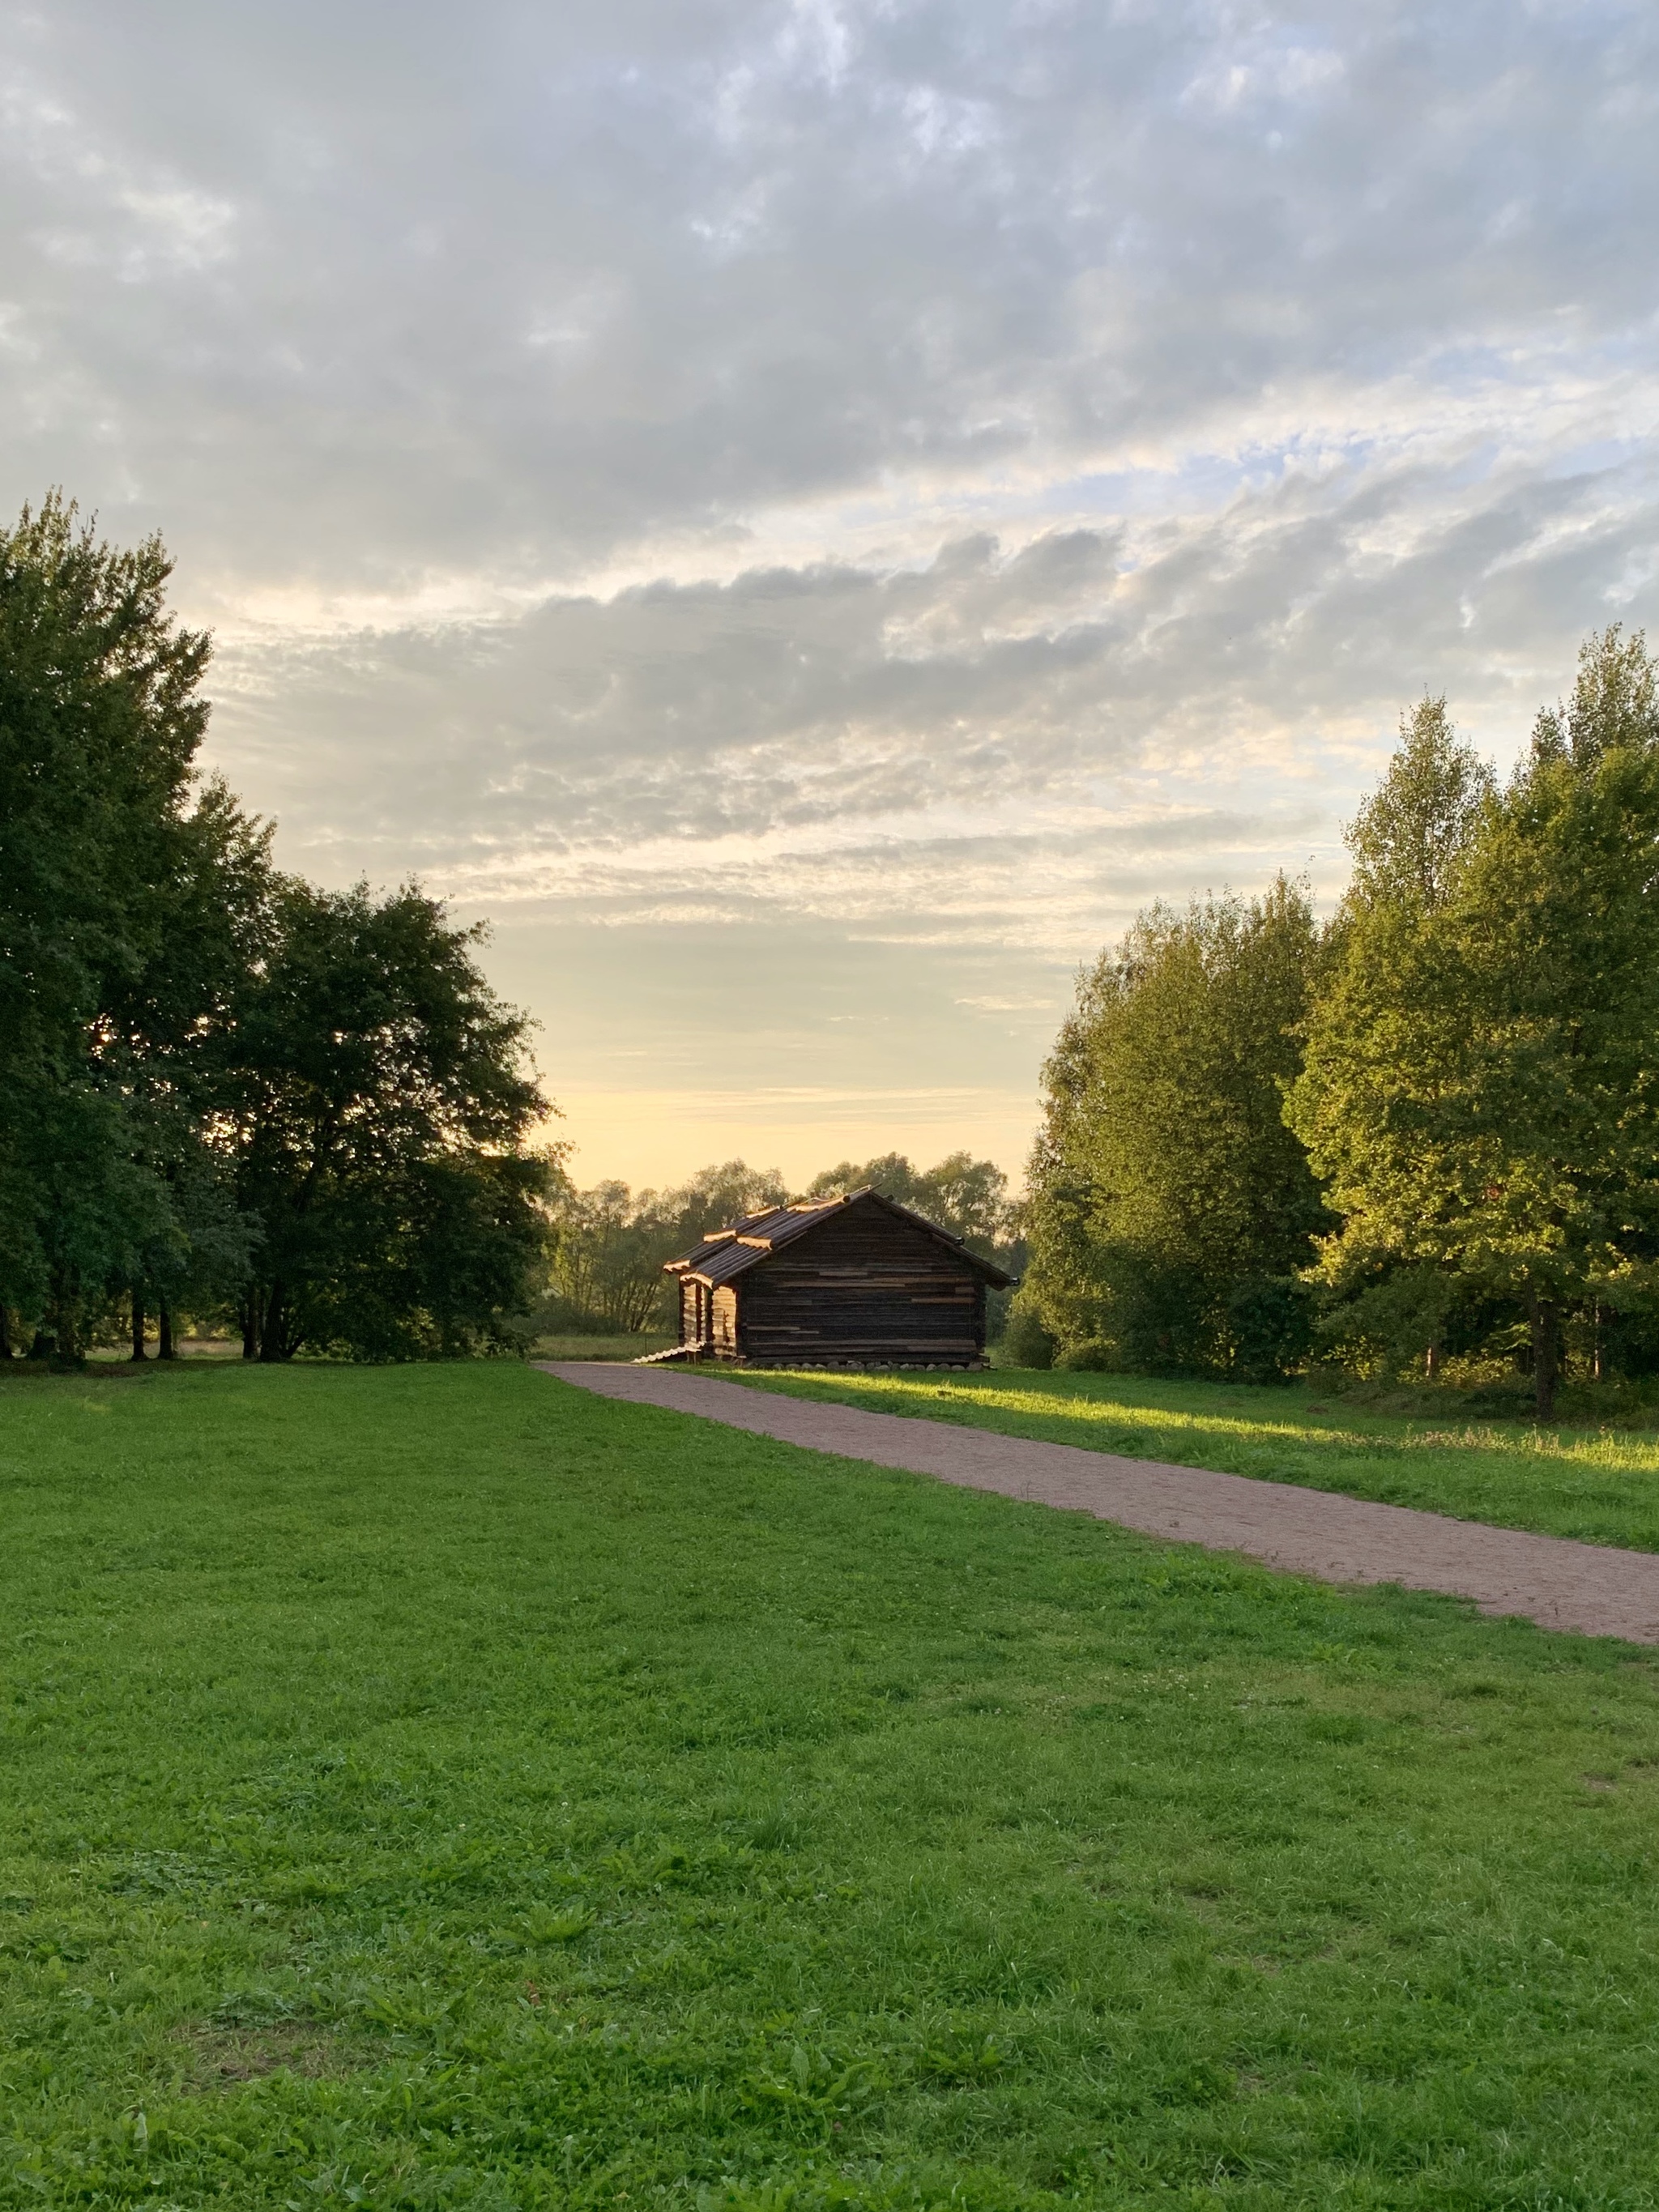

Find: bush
<box><xmin>1056</xmin><ymin>1336</ymin><xmax>1118</xmax><ymax>1372</ymax></box>
<box><xmin>1116</xmin><ymin>1262</ymin><xmax>1218</xmax><ymax>1376</ymax></box>
<box><xmin>1226</xmin><ymin>1275</ymin><xmax>1316</xmax><ymax>1383</ymax></box>
<box><xmin>999</xmin><ymin>1294</ymin><xmax>1056</xmax><ymax>1369</ymax></box>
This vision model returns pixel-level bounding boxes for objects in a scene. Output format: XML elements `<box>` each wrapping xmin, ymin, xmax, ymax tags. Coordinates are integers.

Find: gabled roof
<box><xmin>663</xmin><ymin>1187</ymin><xmax>1015</xmax><ymax>1289</ymax></box>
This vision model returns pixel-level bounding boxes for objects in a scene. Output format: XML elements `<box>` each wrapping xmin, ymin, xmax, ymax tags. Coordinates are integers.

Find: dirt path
<box><xmin>538</xmin><ymin>1362</ymin><xmax>1659</xmax><ymax>1644</ymax></box>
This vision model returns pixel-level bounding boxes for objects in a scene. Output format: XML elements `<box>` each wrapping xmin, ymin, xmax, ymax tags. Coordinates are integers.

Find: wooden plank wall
<box><xmin>733</xmin><ymin>1205</ymin><xmax>986</xmax><ymax>1366</ymax></box>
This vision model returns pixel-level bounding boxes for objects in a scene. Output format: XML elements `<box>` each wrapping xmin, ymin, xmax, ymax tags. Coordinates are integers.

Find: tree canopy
<box><xmin>1024</xmin><ymin>628</ymin><xmax>1659</xmax><ymax>1413</ymax></box>
<box><xmin>1022</xmin><ymin>879</ymin><xmax>1325</xmax><ymax>1379</ymax></box>
<box><xmin>0</xmin><ymin>498</ymin><xmax>553</xmax><ymax>1363</ymax></box>
<box><xmin>1287</xmin><ymin>633</ymin><xmax>1659</xmax><ymax>1414</ymax></box>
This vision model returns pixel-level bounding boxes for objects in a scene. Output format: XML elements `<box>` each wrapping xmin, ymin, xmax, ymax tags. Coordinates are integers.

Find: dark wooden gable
<box><xmin>661</xmin><ymin>1187</ymin><xmax>1012</xmax><ymax>1367</ymax></box>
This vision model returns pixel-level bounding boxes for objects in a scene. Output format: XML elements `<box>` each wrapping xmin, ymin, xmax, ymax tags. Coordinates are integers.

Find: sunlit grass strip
<box><xmin>780</xmin><ymin>1375</ymin><xmax>1659</xmax><ymax>1464</ymax></box>
<box><xmin>727</xmin><ymin>1366</ymin><xmax>1659</xmax><ymax>1552</ymax></box>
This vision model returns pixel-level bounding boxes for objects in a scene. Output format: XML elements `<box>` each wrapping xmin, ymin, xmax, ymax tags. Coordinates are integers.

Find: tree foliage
<box><xmin>1288</xmin><ymin>633</ymin><xmax>1659</xmax><ymax>1414</ymax></box>
<box><xmin>1023</xmin><ymin>879</ymin><xmax>1326</xmax><ymax>1378</ymax></box>
<box><xmin>545</xmin><ymin>1162</ymin><xmax>791</xmax><ymax>1335</ymax></box>
<box><xmin>1020</xmin><ymin>629</ymin><xmax>1659</xmax><ymax>1407</ymax></box>
<box><xmin>0</xmin><ymin>498</ymin><xmax>552</xmax><ymax>1362</ymax></box>
<box><xmin>224</xmin><ymin>880</ymin><xmax>552</xmax><ymax>1360</ymax></box>
<box><xmin>0</xmin><ymin>495</ymin><xmax>223</xmax><ymax>1352</ymax></box>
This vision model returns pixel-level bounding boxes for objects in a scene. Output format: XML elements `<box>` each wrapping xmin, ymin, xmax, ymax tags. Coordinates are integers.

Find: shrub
<box><xmin>1000</xmin><ymin>1295</ymin><xmax>1056</xmax><ymax>1369</ymax></box>
<box><xmin>1056</xmin><ymin>1337</ymin><xmax>1118</xmax><ymax>1372</ymax></box>
<box><xmin>1226</xmin><ymin>1275</ymin><xmax>1316</xmax><ymax>1383</ymax></box>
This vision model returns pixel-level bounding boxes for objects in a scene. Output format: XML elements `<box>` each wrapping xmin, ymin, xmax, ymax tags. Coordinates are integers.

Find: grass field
<box><xmin>3</xmin><ymin>1361</ymin><xmax>1659</xmax><ymax>2210</ymax></box>
<box><xmin>530</xmin><ymin>1335</ymin><xmax>673</xmax><ymax>1364</ymax></box>
<box><xmin>721</xmin><ymin>1366</ymin><xmax>1659</xmax><ymax>1555</ymax></box>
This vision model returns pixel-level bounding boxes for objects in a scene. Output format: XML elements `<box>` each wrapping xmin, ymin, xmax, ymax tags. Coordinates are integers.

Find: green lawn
<box><xmin>720</xmin><ymin>1366</ymin><xmax>1659</xmax><ymax>1554</ymax></box>
<box><xmin>3</xmin><ymin>1362</ymin><xmax>1659</xmax><ymax>2210</ymax></box>
<box><xmin>531</xmin><ymin>1334</ymin><xmax>672</xmax><ymax>1364</ymax></box>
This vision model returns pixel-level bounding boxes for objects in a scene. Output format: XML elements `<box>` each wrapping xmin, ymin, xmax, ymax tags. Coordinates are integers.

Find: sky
<box><xmin>3</xmin><ymin>1</ymin><xmax>1656</xmax><ymax>1193</ymax></box>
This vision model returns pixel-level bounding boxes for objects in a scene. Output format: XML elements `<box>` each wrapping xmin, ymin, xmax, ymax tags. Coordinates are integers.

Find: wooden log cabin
<box><xmin>654</xmin><ymin>1187</ymin><xmax>1014</xmax><ymax>1368</ymax></box>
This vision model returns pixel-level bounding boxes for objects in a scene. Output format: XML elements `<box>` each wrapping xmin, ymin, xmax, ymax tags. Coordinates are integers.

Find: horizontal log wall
<box><xmin>734</xmin><ymin>1205</ymin><xmax>986</xmax><ymax>1365</ymax></box>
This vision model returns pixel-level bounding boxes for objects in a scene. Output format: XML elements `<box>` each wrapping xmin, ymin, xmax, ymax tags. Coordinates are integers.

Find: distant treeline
<box><xmin>1</xmin><ymin>498</ymin><xmax>554</xmax><ymax>1364</ymax></box>
<box><xmin>1015</xmin><ymin>626</ymin><xmax>1659</xmax><ymax>1416</ymax></box>
<box><xmin>543</xmin><ymin>1152</ymin><xmax>1023</xmax><ymax>1338</ymax></box>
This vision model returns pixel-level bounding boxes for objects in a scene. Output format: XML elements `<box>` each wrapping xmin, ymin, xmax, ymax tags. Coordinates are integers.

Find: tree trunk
<box><xmin>241</xmin><ymin>1298</ymin><xmax>259</xmax><ymax>1360</ymax></box>
<box><xmin>1530</xmin><ymin>1293</ymin><xmax>1559</xmax><ymax>1421</ymax></box>
<box><xmin>259</xmin><ymin>1284</ymin><xmax>286</xmax><ymax>1362</ymax></box>
<box><xmin>1425</xmin><ymin>1338</ymin><xmax>1439</xmax><ymax>1383</ymax></box>
<box><xmin>131</xmin><ymin>1293</ymin><xmax>148</xmax><ymax>1362</ymax></box>
<box><xmin>48</xmin><ymin>1264</ymin><xmax>79</xmax><ymax>1366</ymax></box>
<box><xmin>0</xmin><ymin>1306</ymin><xmax>11</xmax><ymax>1359</ymax></box>
<box><xmin>158</xmin><ymin>1304</ymin><xmax>175</xmax><ymax>1361</ymax></box>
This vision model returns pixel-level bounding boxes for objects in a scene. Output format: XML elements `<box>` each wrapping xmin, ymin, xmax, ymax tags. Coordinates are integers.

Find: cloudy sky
<box><xmin>4</xmin><ymin>1</ymin><xmax>1655</xmax><ymax>1189</ymax></box>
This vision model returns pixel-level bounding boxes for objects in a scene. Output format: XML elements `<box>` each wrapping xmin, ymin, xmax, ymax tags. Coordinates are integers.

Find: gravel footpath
<box><xmin>538</xmin><ymin>1362</ymin><xmax>1659</xmax><ymax>1644</ymax></box>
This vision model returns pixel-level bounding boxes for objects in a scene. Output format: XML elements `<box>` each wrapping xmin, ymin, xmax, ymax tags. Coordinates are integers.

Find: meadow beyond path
<box><xmin>542</xmin><ymin>1362</ymin><xmax>1659</xmax><ymax>1644</ymax></box>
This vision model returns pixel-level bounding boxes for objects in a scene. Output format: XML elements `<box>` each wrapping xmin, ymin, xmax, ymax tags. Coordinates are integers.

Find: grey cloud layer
<box><xmin>2</xmin><ymin>0</ymin><xmax>1656</xmax><ymax>1160</ymax></box>
<box><xmin>208</xmin><ymin>421</ymin><xmax>1657</xmax><ymax>948</ymax></box>
<box><xmin>2</xmin><ymin>0</ymin><xmax>1654</xmax><ymax>591</ymax></box>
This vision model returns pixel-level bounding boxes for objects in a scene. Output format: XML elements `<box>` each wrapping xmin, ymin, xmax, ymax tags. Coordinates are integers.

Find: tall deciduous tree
<box><xmin>1284</xmin><ymin>698</ymin><xmax>1495</xmax><ymax>1381</ymax></box>
<box><xmin>222</xmin><ymin>880</ymin><xmax>553</xmax><ymax>1360</ymax></box>
<box><xmin>106</xmin><ymin>776</ymin><xmax>275</xmax><ymax>1357</ymax></box>
<box><xmin>0</xmin><ymin>495</ymin><xmax>216</xmax><ymax>1354</ymax></box>
<box><xmin>0</xmin><ymin>494</ymin><xmax>573</xmax><ymax>1365</ymax></box>
<box><xmin>1288</xmin><ymin>633</ymin><xmax>1659</xmax><ymax>1416</ymax></box>
<box><xmin>1343</xmin><ymin>695</ymin><xmax>1495</xmax><ymax>911</ymax></box>
<box><xmin>1024</xmin><ymin>878</ymin><xmax>1325</xmax><ymax>1376</ymax></box>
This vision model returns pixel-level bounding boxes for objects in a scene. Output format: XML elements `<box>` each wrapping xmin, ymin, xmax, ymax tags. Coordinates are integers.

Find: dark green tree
<box><xmin>109</xmin><ymin>777</ymin><xmax>275</xmax><ymax>1357</ymax></box>
<box><xmin>223</xmin><ymin>879</ymin><xmax>552</xmax><ymax>1360</ymax></box>
<box><xmin>1</xmin><ymin>494</ymin><xmax>561</xmax><ymax>1365</ymax></box>
<box><xmin>0</xmin><ymin>495</ymin><xmax>216</xmax><ymax>1357</ymax></box>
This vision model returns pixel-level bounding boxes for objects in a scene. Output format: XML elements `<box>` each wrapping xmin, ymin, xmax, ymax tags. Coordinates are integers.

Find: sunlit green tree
<box><xmin>1024</xmin><ymin>877</ymin><xmax>1325</xmax><ymax>1377</ymax></box>
<box><xmin>1289</xmin><ymin>631</ymin><xmax>1659</xmax><ymax>1415</ymax></box>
